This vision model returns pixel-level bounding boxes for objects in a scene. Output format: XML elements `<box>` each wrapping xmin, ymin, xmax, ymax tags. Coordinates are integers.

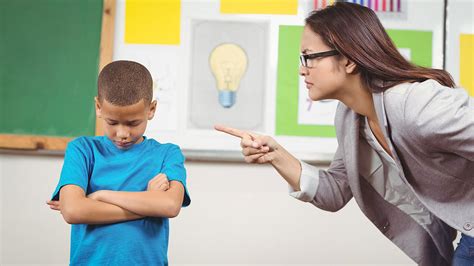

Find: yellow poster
<box><xmin>460</xmin><ymin>34</ymin><xmax>474</xmax><ymax>96</ymax></box>
<box><xmin>220</xmin><ymin>0</ymin><xmax>297</xmax><ymax>15</ymax></box>
<box><xmin>125</xmin><ymin>0</ymin><xmax>180</xmax><ymax>45</ymax></box>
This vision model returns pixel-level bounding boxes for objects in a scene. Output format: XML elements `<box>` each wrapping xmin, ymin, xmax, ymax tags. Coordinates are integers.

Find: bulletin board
<box><xmin>112</xmin><ymin>0</ymin><xmax>447</xmax><ymax>163</ymax></box>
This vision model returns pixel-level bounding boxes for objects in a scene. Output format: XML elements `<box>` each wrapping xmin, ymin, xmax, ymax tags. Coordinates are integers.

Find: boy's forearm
<box><xmin>59</xmin><ymin>185</ymin><xmax>143</xmax><ymax>224</ymax></box>
<box><xmin>95</xmin><ymin>181</ymin><xmax>184</xmax><ymax>218</ymax></box>
<box><xmin>66</xmin><ymin>198</ymin><xmax>144</xmax><ymax>224</ymax></box>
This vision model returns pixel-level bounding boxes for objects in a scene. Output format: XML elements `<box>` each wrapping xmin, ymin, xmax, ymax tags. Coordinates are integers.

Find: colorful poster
<box><xmin>315</xmin><ymin>0</ymin><xmax>404</xmax><ymax>13</ymax></box>
<box><xmin>370</xmin><ymin>0</ymin><xmax>402</xmax><ymax>12</ymax></box>
<box><xmin>221</xmin><ymin>0</ymin><xmax>297</xmax><ymax>15</ymax></box>
<box><xmin>460</xmin><ymin>34</ymin><xmax>474</xmax><ymax>96</ymax></box>
<box><xmin>314</xmin><ymin>0</ymin><xmax>335</xmax><ymax>10</ymax></box>
<box><xmin>125</xmin><ymin>0</ymin><xmax>181</xmax><ymax>44</ymax></box>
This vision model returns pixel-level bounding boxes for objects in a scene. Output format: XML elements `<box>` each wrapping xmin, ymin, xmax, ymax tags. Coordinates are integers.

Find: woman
<box><xmin>215</xmin><ymin>2</ymin><xmax>473</xmax><ymax>265</ymax></box>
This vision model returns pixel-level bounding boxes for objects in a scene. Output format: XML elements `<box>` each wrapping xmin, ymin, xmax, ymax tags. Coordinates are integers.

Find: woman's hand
<box><xmin>214</xmin><ymin>124</ymin><xmax>281</xmax><ymax>164</ymax></box>
<box><xmin>215</xmin><ymin>124</ymin><xmax>302</xmax><ymax>191</ymax></box>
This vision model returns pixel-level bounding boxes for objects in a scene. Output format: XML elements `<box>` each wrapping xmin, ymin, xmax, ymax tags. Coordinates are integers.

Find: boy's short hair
<box><xmin>98</xmin><ymin>60</ymin><xmax>153</xmax><ymax>106</ymax></box>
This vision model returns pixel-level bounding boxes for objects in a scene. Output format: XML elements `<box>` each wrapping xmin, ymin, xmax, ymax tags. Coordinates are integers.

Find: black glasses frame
<box><xmin>300</xmin><ymin>50</ymin><xmax>340</xmax><ymax>68</ymax></box>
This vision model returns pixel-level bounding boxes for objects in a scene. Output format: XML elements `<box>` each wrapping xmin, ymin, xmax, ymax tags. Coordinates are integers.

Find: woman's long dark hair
<box><xmin>305</xmin><ymin>2</ymin><xmax>455</xmax><ymax>91</ymax></box>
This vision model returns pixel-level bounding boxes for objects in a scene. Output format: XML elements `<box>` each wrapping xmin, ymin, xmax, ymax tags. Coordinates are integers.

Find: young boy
<box><xmin>47</xmin><ymin>60</ymin><xmax>190</xmax><ymax>265</ymax></box>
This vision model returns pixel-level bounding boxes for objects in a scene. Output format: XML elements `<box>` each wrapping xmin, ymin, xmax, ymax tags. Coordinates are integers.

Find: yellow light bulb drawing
<box><xmin>209</xmin><ymin>43</ymin><xmax>248</xmax><ymax>108</ymax></box>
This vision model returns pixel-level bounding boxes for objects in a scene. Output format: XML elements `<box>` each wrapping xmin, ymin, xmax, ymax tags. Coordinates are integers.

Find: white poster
<box><xmin>297</xmin><ymin>76</ymin><xmax>338</xmax><ymax>126</ymax></box>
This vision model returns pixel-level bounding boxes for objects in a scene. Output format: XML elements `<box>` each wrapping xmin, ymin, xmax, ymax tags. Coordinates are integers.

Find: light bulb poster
<box><xmin>209</xmin><ymin>43</ymin><xmax>248</xmax><ymax>108</ymax></box>
<box><xmin>276</xmin><ymin>26</ymin><xmax>432</xmax><ymax>137</ymax></box>
<box><xmin>189</xmin><ymin>20</ymin><xmax>267</xmax><ymax>131</ymax></box>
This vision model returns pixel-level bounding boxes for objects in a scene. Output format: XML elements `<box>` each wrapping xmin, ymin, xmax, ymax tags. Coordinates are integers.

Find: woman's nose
<box><xmin>299</xmin><ymin>65</ymin><xmax>308</xmax><ymax>76</ymax></box>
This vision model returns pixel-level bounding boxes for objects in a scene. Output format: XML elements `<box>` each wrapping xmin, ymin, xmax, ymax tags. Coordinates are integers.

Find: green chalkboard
<box><xmin>0</xmin><ymin>0</ymin><xmax>104</xmax><ymax>138</ymax></box>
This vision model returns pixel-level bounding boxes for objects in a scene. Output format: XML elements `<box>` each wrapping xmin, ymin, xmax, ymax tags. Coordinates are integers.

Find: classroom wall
<box><xmin>0</xmin><ymin>153</ymin><xmax>416</xmax><ymax>265</ymax></box>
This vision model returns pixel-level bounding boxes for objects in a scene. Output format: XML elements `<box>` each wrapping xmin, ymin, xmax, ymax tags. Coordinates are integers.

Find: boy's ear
<box><xmin>94</xmin><ymin>97</ymin><xmax>102</xmax><ymax>118</ymax></box>
<box><xmin>147</xmin><ymin>100</ymin><xmax>158</xmax><ymax>120</ymax></box>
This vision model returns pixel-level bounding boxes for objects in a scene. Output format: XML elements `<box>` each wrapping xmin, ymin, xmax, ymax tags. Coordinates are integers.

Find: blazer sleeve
<box><xmin>290</xmin><ymin>145</ymin><xmax>353</xmax><ymax>212</ymax></box>
<box><xmin>403</xmin><ymin>81</ymin><xmax>474</xmax><ymax>161</ymax></box>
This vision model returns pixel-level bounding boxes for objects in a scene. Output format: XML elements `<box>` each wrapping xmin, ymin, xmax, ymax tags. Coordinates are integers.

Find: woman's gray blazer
<box><xmin>291</xmin><ymin>80</ymin><xmax>474</xmax><ymax>265</ymax></box>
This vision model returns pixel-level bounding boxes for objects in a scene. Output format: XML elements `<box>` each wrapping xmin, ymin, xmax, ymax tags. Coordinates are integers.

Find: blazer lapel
<box><xmin>343</xmin><ymin>111</ymin><xmax>365</xmax><ymax>202</ymax></box>
<box><xmin>372</xmin><ymin>92</ymin><xmax>404</xmax><ymax>169</ymax></box>
<box><xmin>372</xmin><ymin>92</ymin><xmax>391</xmax><ymax>144</ymax></box>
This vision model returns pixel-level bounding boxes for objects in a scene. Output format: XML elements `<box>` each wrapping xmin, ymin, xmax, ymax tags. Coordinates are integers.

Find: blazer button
<box><xmin>464</xmin><ymin>222</ymin><xmax>473</xmax><ymax>231</ymax></box>
<box><xmin>382</xmin><ymin>221</ymin><xmax>390</xmax><ymax>232</ymax></box>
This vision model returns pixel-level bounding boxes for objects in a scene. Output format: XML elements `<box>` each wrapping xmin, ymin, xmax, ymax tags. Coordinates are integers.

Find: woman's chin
<box><xmin>309</xmin><ymin>91</ymin><xmax>334</xmax><ymax>102</ymax></box>
<box><xmin>308</xmin><ymin>93</ymin><xmax>323</xmax><ymax>102</ymax></box>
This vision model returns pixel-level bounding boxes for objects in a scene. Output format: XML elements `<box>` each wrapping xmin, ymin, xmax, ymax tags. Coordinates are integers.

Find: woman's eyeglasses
<box><xmin>300</xmin><ymin>50</ymin><xmax>339</xmax><ymax>68</ymax></box>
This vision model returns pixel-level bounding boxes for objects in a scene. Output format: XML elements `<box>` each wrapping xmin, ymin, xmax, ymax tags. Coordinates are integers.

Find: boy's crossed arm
<box><xmin>50</xmin><ymin>185</ymin><xmax>143</xmax><ymax>224</ymax></box>
<box><xmin>89</xmin><ymin>179</ymin><xmax>184</xmax><ymax>218</ymax></box>
<box><xmin>47</xmin><ymin>173</ymin><xmax>184</xmax><ymax>224</ymax></box>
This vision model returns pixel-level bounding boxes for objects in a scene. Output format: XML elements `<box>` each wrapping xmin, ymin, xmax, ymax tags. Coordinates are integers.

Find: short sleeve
<box><xmin>51</xmin><ymin>138</ymin><xmax>91</xmax><ymax>200</ymax></box>
<box><xmin>162</xmin><ymin>145</ymin><xmax>190</xmax><ymax>207</ymax></box>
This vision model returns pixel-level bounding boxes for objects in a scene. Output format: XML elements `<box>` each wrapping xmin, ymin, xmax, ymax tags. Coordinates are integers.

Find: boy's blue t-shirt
<box><xmin>51</xmin><ymin>136</ymin><xmax>190</xmax><ymax>266</ymax></box>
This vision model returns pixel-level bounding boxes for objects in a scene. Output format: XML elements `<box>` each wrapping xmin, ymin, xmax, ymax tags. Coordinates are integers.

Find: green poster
<box><xmin>387</xmin><ymin>29</ymin><xmax>433</xmax><ymax>68</ymax></box>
